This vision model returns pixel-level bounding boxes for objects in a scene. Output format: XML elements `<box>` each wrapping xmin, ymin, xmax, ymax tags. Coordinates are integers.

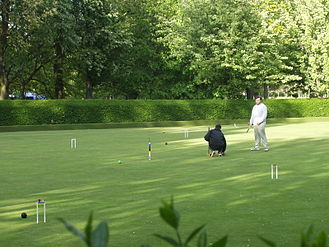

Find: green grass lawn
<box><xmin>1</xmin><ymin>120</ymin><xmax>329</xmax><ymax>247</ymax></box>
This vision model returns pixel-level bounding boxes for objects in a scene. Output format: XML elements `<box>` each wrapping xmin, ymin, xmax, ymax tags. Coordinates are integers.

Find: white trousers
<box><xmin>253</xmin><ymin>123</ymin><xmax>268</xmax><ymax>149</ymax></box>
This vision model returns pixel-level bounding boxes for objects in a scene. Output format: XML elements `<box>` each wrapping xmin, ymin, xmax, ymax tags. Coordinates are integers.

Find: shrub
<box><xmin>0</xmin><ymin>99</ymin><xmax>329</xmax><ymax>126</ymax></box>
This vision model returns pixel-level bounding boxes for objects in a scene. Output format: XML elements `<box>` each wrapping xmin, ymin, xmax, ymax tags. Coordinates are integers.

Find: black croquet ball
<box><xmin>21</xmin><ymin>212</ymin><xmax>27</xmax><ymax>218</ymax></box>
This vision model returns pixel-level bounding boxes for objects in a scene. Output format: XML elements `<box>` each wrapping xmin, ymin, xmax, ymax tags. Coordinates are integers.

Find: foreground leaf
<box><xmin>154</xmin><ymin>233</ymin><xmax>180</xmax><ymax>247</ymax></box>
<box><xmin>185</xmin><ymin>224</ymin><xmax>206</xmax><ymax>245</ymax></box>
<box><xmin>159</xmin><ymin>200</ymin><xmax>180</xmax><ymax>230</ymax></box>
<box><xmin>197</xmin><ymin>230</ymin><xmax>207</xmax><ymax>247</ymax></box>
<box><xmin>58</xmin><ymin>218</ymin><xmax>86</xmax><ymax>242</ymax></box>
<box><xmin>85</xmin><ymin>212</ymin><xmax>93</xmax><ymax>245</ymax></box>
<box><xmin>316</xmin><ymin>231</ymin><xmax>327</xmax><ymax>247</ymax></box>
<box><xmin>258</xmin><ymin>235</ymin><xmax>277</xmax><ymax>247</ymax></box>
<box><xmin>91</xmin><ymin>221</ymin><xmax>109</xmax><ymax>247</ymax></box>
<box><xmin>211</xmin><ymin>235</ymin><xmax>228</xmax><ymax>247</ymax></box>
<box><xmin>301</xmin><ymin>225</ymin><xmax>315</xmax><ymax>247</ymax></box>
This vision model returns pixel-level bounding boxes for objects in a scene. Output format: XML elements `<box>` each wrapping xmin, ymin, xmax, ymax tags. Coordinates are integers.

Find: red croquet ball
<box><xmin>164</xmin><ymin>142</ymin><xmax>168</xmax><ymax>145</ymax></box>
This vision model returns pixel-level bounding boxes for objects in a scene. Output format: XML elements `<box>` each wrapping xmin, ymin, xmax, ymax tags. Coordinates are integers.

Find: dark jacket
<box><xmin>204</xmin><ymin>128</ymin><xmax>226</xmax><ymax>151</ymax></box>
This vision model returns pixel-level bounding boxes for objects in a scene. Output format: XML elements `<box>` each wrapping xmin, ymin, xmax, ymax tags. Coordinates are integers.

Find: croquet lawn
<box><xmin>1</xmin><ymin>120</ymin><xmax>329</xmax><ymax>247</ymax></box>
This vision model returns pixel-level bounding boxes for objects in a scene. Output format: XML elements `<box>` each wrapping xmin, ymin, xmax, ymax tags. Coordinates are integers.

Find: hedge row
<box><xmin>0</xmin><ymin>99</ymin><xmax>328</xmax><ymax>126</ymax></box>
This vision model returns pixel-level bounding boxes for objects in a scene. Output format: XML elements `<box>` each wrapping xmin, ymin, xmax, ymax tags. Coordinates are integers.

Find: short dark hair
<box><xmin>215</xmin><ymin>124</ymin><xmax>221</xmax><ymax>129</ymax></box>
<box><xmin>255</xmin><ymin>96</ymin><xmax>263</xmax><ymax>100</ymax></box>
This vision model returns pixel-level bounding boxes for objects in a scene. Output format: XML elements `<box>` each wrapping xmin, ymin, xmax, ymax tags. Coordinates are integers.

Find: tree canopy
<box><xmin>1</xmin><ymin>0</ymin><xmax>328</xmax><ymax>100</ymax></box>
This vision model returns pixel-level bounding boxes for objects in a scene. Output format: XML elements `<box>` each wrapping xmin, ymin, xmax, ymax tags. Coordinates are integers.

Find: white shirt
<box><xmin>250</xmin><ymin>103</ymin><xmax>267</xmax><ymax>125</ymax></box>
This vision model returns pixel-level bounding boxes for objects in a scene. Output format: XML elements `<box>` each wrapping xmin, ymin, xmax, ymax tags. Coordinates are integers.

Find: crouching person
<box><xmin>204</xmin><ymin>124</ymin><xmax>227</xmax><ymax>157</ymax></box>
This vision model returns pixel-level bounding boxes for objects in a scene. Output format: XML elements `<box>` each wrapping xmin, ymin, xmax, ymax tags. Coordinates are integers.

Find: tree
<box><xmin>0</xmin><ymin>0</ymin><xmax>55</xmax><ymax>100</ymax></box>
<box><xmin>43</xmin><ymin>0</ymin><xmax>80</xmax><ymax>99</ymax></box>
<box><xmin>0</xmin><ymin>0</ymin><xmax>10</xmax><ymax>100</ymax></box>
<box><xmin>157</xmin><ymin>0</ymin><xmax>267</xmax><ymax>99</ymax></box>
<box><xmin>72</xmin><ymin>0</ymin><xmax>129</xmax><ymax>99</ymax></box>
<box><xmin>283</xmin><ymin>0</ymin><xmax>329</xmax><ymax>96</ymax></box>
<box><xmin>95</xmin><ymin>0</ymin><xmax>175</xmax><ymax>99</ymax></box>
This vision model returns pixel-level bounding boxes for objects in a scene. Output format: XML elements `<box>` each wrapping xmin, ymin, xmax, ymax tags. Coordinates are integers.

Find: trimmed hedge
<box><xmin>0</xmin><ymin>99</ymin><xmax>329</xmax><ymax>126</ymax></box>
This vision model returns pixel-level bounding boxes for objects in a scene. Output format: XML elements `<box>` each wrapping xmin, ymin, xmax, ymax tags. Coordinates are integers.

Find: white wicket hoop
<box><xmin>184</xmin><ymin>129</ymin><xmax>189</xmax><ymax>138</ymax></box>
<box><xmin>36</xmin><ymin>200</ymin><xmax>46</xmax><ymax>224</ymax></box>
<box><xmin>70</xmin><ymin>138</ymin><xmax>77</xmax><ymax>149</ymax></box>
<box><xmin>271</xmin><ymin>164</ymin><xmax>279</xmax><ymax>179</ymax></box>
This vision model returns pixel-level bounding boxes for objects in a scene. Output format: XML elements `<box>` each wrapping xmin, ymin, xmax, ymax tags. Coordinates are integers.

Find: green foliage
<box><xmin>159</xmin><ymin>197</ymin><xmax>180</xmax><ymax>230</ymax></box>
<box><xmin>1</xmin><ymin>99</ymin><xmax>329</xmax><ymax>126</ymax></box>
<box><xmin>259</xmin><ymin>225</ymin><xmax>328</xmax><ymax>247</ymax></box>
<box><xmin>58</xmin><ymin>206</ymin><xmax>329</xmax><ymax>247</ymax></box>
<box><xmin>59</xmin><ymin>199</ymin><xmax>228</xmax><ymax>247</ymax></box>
<box><xmin>300</xmin><ymin>225</ymin><xmax>327</xmax><ymax>247</ymax></box>
<box><xmin>59</xmin><ymin>200</ymin><xmax>327</xmax><ymax>247</ymax></box>
<box><xmin>58</xmin><ymin>212</ymin><xmax>109</xmax><ymax>247</ymax></box>
<box><xmin>157</xmin><ymin>0</ymin><xmax>265</xmax><ymax>99</ymax></box>
<box><xmin>266</xmin><ymin>99</ymin><xmax>329</xmax><ymax>118</ymax></box>
<box><xmin>283</xmin><ymin>0</ymin><xmax>329</xmax><ymax>94</ymax></box>
<box><xmin>2</xmin><ymin>0</ymin><xmax>329</xmax><ymax>100</ymax></box>
<box><xmin>73</xmin><ymin>0</ymin><xmax>130</xmax><ymax>99</ymax></box>
<box><xmin>152</xmin><ymin>197</ymin><xmax>228</xmax><ymax>247</ymax></box>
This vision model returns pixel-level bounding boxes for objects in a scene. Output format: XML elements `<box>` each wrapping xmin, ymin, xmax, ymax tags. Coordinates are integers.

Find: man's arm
<box><xmin>204</xmin><ymin>130</ymin><xmax>211</xmax><ymax>141</ymax></box>
<box><xmin>259</xmin><ymin>104</ymin><xmax>267</xmax><ymax>124</ymax></box>
<box><xmin>249</xmin><ymin>105</ymin><xmax>255</xmax><ymax>125</ymax></box>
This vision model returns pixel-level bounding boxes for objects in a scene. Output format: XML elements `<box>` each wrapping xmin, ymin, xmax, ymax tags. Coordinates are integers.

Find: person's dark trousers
<box><xmin>210</xmin><ymin>143</ymin><xmax>226</xmax><ymax>153</ymax></box>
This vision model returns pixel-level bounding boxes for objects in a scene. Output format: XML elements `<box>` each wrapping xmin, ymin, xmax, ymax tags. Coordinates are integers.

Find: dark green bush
<box><xmin>0</xmin><ymin>99</ymin><xmax>328</xmax><ymax>126</ymax></box>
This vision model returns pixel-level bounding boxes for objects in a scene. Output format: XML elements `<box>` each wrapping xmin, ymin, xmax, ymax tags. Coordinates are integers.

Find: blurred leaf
<box><xmin>159</xmin><ymin>199</ymin><xmax>180</xmax><ymax>230</ymax></box>
<box><xmin>197</xmin><ymin>230</ymin><xmax>207</xmax><ymax>247</ymax></box>
<box><xmin>91</xmin><ymin>221</ymin><xmax>109</xmax><ymax>247</ymax></box>
<box><xmin>316</xmin><ymin>231</ymin><xmax>327</xmax><ymax>247</ymax></box>
<box><xmin>301</xmin><ymin>227</ymin><xmax>327</xmax><ymax>247</ymax></box>
<box><xmin>301</xmin><ymin>233</ymin><xmax>308</xmax><ymax>247</ymax></box>
<box><xmin>85</xmin><ymin>212</ymin><xmax>93</xmax><ymax>245</ymax></box>
<box><xmin>258</xmin><ymin>235</ymin><xmax>277</xmax><ymax>247</ymax></box>
<box><xmin>154</xmin><ymin>234</ymin><xmax>180</xmax><ymax>247</ymax></box>
<box><xmin>185</xmin><ymin>224</ymin><xmax>206</xmax><ymax>245</ymax></box>
<box><xmin>58</xmin><ymin>218</ymin><xmax>86</xmax><ymax>242</ymax></box>
<box><xmin>301</xmin><ymin>225</ymin><xmax>315</xmax><ymax>247</ymax></box>
<box><xmin>306</xmin><ymin>225</ymin><xmax>314</xmax><ymax>238</ymax></box>
<box><xmin>211</xmin><ymin>235</ymin><xmax>228</xmax><ymax>247</ymax></box>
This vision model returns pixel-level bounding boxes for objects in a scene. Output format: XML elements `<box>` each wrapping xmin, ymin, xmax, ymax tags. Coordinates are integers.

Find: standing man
<box><xmin>249</xmin><ymin>96</ymin><xmax>269</xmax><ymax>152</ymax></box>
<box><xmin>204</xmin><ymin>124</ymin><xmax>227</xmax><ymax>157</ymax></box>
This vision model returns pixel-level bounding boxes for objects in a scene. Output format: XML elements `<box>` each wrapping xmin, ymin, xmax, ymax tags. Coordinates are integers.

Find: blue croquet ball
<box><xmin>21</xmin><ymin>212</ymin><xmax>27</xmax><ymax>218</ymax></box>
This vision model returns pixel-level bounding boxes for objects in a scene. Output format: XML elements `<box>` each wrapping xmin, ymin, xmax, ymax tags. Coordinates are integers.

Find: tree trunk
<box><xmin>53</xmin><ymin>42</ymin><xmax>64</xmax><ymax>99</ymax></box>
<box><xmin>246</xmin><ymin>88</ymin><xmax>254</xmax><ymax>99</ymax></box>
<box><xmin>263</xmin><ymin>84</ymin><xmax>269</xmax><ymax>99</ymax></box>
<box><xmin>20</xmin><ymin>83</ymin><xmax>26</xmax><ymax>99</ymax></box>
<box><xmin>0</xmin><ymin>0</ymin><xmax>10</xmax><ymax>100</ymax></box>
<box><xmin>54</xmin><ymin>62</ymin><xmax>64</xmax><ymax>99</ymax></box>
<box><xmin>0</xmin><ymin>56</ymin><xmax>9</xmax><ymax>99</ymax></box>
<box><xmin>85</xmin><ymin>73</ymin><xmax>93</xmax><ymax>99</ymax></box>
<box><xmin>0</xmin><ymin>77</ymin><xmax>9</xmax><ymax>100</ymax></box>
